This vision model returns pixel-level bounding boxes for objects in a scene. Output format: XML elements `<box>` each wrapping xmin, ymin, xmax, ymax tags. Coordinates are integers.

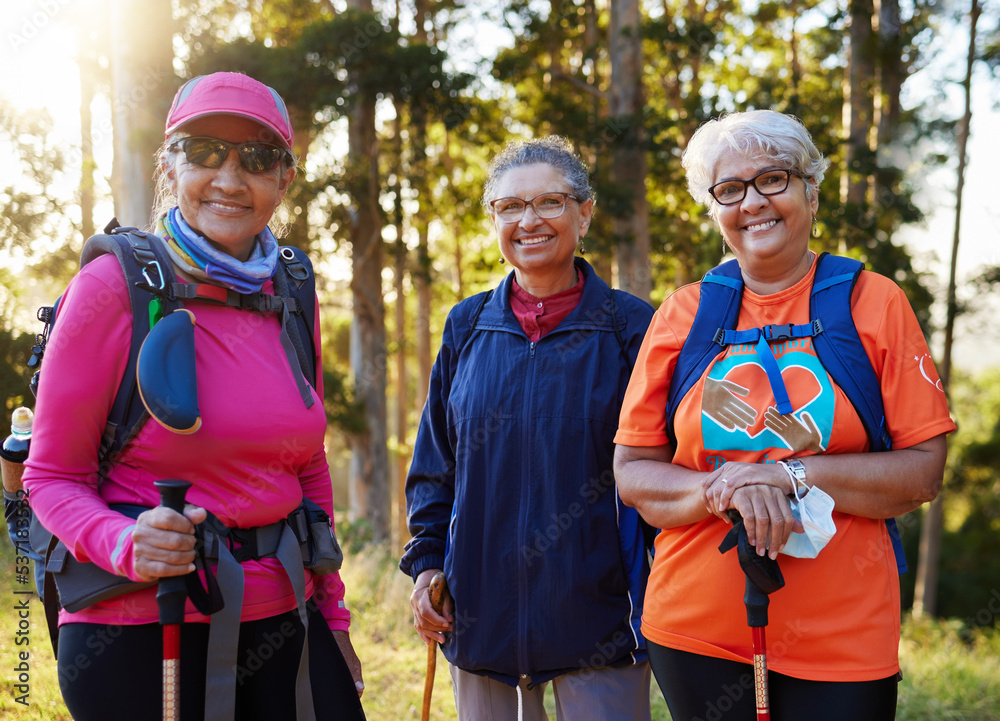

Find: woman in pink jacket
<box><xmin>23</xmin><ymin>72</ymin><xmax>365</xmax><ymax>721</ymax></box>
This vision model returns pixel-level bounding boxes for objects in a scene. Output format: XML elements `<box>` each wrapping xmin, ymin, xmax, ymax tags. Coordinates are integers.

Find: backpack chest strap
<box><xmin>167</xmin><ymin>282</ymin><xmax>296</xmax><ymax>313</ymax></box>
<box><xmin>715</xmin><ymin>321</ymin><xmax>824</xmax><ymax>416</ymax></box>
<box><xmin>135</xmin><ymin>280</ymin><xmax>316</xmax><ymax>409</ymax></box>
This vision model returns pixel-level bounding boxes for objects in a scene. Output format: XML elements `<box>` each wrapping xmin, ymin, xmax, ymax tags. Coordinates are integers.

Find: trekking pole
<box><xmin>719</xmin><ymin>511</ymin><xmax>784</xmax><ymax>721</ymax></box>
<box><xmin>420</xmin><ymin>572</ymin><xmax>449</xmax><ymax>721</ymax></box>
<box><xmin>744</xmin><ymin>576</ymin><xmax>772</xmax><ymax>720</ymax></box>
<box><xmin>155</xmin><ymin>479</ymin><xmax>192</xmax><ymax>721</ymax></box>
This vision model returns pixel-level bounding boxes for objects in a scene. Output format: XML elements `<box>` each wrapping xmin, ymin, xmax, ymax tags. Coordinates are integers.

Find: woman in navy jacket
<box><xmin>400</xmin><ymin>136</ymin><xmax>655</xmax><ymax>720</ymax></box>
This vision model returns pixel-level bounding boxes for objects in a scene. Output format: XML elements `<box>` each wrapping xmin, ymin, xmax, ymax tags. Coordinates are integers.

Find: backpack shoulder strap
<box><xmin>810</xmin><ymin>253</ymin><xmax>906</xmax><ymax>572</ymax></box>
<box><xmin>609</xmin><ymin>289</ymin><xmax>633</xmax><ymax>373</ymax></box>
<box><xmin>78</xmin><ymin>226</ymin><xmax>182</xmax><ymax>465</ymax></box>
<box><xmin>665</xmin><ymin>258</ymin><xmax>744</xmax><ymax>448</ymax></box>
<box><xmin>455</xmin><ymin>290</ymin><xmax>492</xmax><ymax>356</ymax></box>
<box><xmin>810</xmin><ymin>253</ymin><xmax>890</xmax><ymax>453</ymax></box>
<box><xmin>272</xmin><ymin>246</ymin><xmax>317</xmax><ymax>387</ymax></box>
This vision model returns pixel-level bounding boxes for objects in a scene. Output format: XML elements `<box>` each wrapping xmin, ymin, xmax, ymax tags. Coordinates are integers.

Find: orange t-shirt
<box><xmin>615</xmin><ymin>257</ymin><xmax>956</xmax><ymax>681</ymax></box>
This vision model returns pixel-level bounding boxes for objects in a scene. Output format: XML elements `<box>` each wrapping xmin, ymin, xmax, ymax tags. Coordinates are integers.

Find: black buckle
<box><xmin>280</xmin><ymin>247</ymin><xmax>309</xmax><ymax>281</ymax></box>
<box><xmin>712</xmin><ymin>328</ymin><xmax>727</xmax><ymax>346</ymax></box>
<box><xmin>288</xmin><ymin>507</ymin><xmax>309</xmax><ymax>543</ymax></box>
<box><xmin>228</xmin><ymin>528</ymin><xmax>258</xmax><ymax>563</ymax></box>
<box><xmin>765</xmin><ymin>323</ymin><xmax>795</xmax><ymax>342</ymax></box>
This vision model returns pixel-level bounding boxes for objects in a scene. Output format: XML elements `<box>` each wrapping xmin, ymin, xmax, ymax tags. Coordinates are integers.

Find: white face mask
<box><xmin>780</xmin><ymin>483</ymin><xmax>837</xmax><ymax>559</ymax></box>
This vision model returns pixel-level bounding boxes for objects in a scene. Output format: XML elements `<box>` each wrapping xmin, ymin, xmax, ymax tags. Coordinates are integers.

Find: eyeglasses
<box><xmin>171</xmin><ymin>136</ymin><xmax>292</xmax><ymax>174</ymax></box>
<box><xmin>708</xmin><ymin>169</ymin><xmax>799</xmax><ymax>206</ymax></box>
<box><xmin>489</xmin><ymin>192</ymin><xmax>580</xmax><ymax>223</ymax></box>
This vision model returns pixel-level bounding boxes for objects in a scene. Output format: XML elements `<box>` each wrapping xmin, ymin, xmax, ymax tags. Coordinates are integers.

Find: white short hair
<box><xmin>682</xmin><ymin>110</ymin><xmax>830</xmax><ymax>217</ymax></box>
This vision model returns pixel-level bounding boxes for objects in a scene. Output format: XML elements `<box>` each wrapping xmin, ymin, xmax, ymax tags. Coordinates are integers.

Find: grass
<box><xmin>1</xmin><ymin>538</ymin><xmax>997</xmax><ymax>720</ymax></box>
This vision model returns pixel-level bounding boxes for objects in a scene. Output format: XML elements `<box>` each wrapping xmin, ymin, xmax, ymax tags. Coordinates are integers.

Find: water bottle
<box><xmin>1</xmin><ymin>406</ymin><xmax>33</xmax><ymax>496</ymax></box>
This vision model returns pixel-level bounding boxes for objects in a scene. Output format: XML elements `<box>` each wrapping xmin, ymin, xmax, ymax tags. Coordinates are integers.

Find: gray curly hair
<box><xmin>482</xmin><ymin>136</ymin><xmax>593</xmax><ymax>213</ymax></box>
<box><xmin>682</xmin><ymin>110</ymin><xmax>830</xmax><ymax>218</ymax></box>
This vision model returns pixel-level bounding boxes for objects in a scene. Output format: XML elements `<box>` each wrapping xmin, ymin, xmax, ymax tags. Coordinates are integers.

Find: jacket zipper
<box><xmin>517</xmin><ymin>340</ymin><xmax>537</xmax><ymax>676</ymax></box>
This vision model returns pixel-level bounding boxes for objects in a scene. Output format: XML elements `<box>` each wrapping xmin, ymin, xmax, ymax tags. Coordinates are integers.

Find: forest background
<box><xmin>0</xmin><ymin>0</ymin><xmax>998</xmax><ymax>717</ymax></box>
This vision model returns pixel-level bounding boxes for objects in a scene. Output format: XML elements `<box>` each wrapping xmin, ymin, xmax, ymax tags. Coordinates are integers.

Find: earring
<box><xmin>499</xmin><ymin>256</ymin><xmax>505</xmax><ymax>264</ymax></box>
<box><xmin>812</xmin><ymin>217</ymin><xmax>819</xmax><ymax>238</ymax></box>
<box><xmin>579</xmin><ymin>238</ymin><xmax>586</xmax><ymax>256</ymax></box>
<box><xmin>722</xmin><ymin>237</ymin><xmax>727</xmax><ymax>256</ymax></box>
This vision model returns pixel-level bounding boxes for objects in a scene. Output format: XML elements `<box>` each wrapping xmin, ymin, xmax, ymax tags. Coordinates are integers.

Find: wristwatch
<box><xmin>781</xmin><ymin>457</ymin><xmax>809</xmax><ymax>495</ymax></box>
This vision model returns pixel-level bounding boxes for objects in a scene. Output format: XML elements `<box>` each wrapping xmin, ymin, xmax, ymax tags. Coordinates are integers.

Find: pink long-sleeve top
<box><xmin>22</xmin><ymin>253</ymin><xmax>350</xmax><ymax>632</ymax></box>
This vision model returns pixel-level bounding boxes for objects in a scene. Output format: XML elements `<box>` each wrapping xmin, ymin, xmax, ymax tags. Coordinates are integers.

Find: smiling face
<box><xmin>490</xmin><ymin>163</ymin><xmax>592</xmax><ymax>293</ymax></box>
<box><xmin>166</xmin><ymin>114</ymin><xmax>294</xmax><ymax>261</ymax></box>
<box><xmin>713</xmin><ymin>150</ymin><xmax>818</xmax><ymax>284</ymax></box>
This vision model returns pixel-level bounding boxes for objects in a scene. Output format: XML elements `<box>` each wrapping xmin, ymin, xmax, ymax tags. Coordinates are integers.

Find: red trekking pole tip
<box><xmin>155</xmin><ymin>479</ymin><xmax>192</xmax><ymax>721</ymax></box>
<box><xmin>752</xmin><ymin>626</ymin><xmax>770</xmax><ymax>720</ymax></box>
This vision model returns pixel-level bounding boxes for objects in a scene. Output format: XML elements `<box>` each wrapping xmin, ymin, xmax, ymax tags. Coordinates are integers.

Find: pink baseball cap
<box><xmin>165</xmin><ymin>72</ymin><xmax>294</xmax><ymax>149</ymax></box>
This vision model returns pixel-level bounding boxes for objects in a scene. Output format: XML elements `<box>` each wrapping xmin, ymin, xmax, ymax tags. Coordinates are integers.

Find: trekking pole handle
<box><xmin>154</xmin><ymin>480</ymin><xmax>193</xmax><ymax>626</ymax></box>
<box><xmin>428</xmin><ymin>572</ymin><xmax>448</xmax><ymax>616</ymax></box>
<box><xmin>156</xmin><ymin>479</ymin><xmax>192</xmax><ymax>514</ymax></box>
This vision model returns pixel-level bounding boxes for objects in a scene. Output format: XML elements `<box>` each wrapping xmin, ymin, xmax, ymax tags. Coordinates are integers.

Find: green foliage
<box><xmin>0</xmin><ymin>326</ymin><xmax>34</xmax><ymax>415</ymax></box>
<box><xmin>0</xmin><ymin>264</ymin><xmax>37</xmax><ymax>414</ymax></box>
<box><xmin>324</xmin><ymin>364</ymin><xmax>367</xmax><ymax>435</ymax></box>
<box><xmin>898</xmin><ymin>615</ymin><xmax>1000</xmax><ymax>720</ymax></box>
<box><xmin>934</xmin><ymin>368</ymin><xmax>1000</xmax><ymax>625</ymax></box>
<box><xmin>0</xmin><ymin>104</ymin><xmax>68</xmax><ymax>254</ymax></box>
<box><xmin>898</xmin><ymin>368</ymin><xmax>1000</xmax><ymax>624</ymax></box>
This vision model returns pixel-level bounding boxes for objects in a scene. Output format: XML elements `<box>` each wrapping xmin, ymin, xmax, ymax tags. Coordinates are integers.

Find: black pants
<box><xmin>648</xmin><ymin>641</ymin><xmax>897</xmax><ymax>721</ymax></box>
<box><xmin>58</xmin><ymin>605</ymin><xmax>366</xmax><ymax>721</ymax></box>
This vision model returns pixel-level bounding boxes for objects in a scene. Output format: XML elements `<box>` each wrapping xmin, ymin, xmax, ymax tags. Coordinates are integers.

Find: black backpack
<box><xmin>29</xmin><ymin>219</ymin><xmax>318</xmax><ymax>469</ymax></box>
<box><xmin>25</xmin><ymin>219</ymin><xmax>320</xmax><ymax>653</ymax></box>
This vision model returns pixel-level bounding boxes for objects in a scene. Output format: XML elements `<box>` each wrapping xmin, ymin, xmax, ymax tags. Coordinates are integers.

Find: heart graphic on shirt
<box><xmin>714</xmin><ymin>361</ymin><xmax>823</xmax><ymax>438</ymax></box>
<box><xmin>701</xmin><ymin>350</ymin><xmax>837</xmax><ymax>452</ymax></box>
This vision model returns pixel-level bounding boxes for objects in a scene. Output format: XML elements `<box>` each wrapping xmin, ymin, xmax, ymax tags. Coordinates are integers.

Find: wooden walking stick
<box><xmin>155</xmin><ymin>479</ymin><xmax>192</xmax><ymax>721</ymax></box>
<box><xmin>420</xmin><ymin>572</ymin><xmax>449</xmax><ymax>721</ymax></box>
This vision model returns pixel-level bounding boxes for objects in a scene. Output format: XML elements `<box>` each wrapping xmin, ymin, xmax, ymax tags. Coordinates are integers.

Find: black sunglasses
<box><xmin>171</xmin><ymin>136</ymin><xmax>292</xmax><ymax>173</ymax></box>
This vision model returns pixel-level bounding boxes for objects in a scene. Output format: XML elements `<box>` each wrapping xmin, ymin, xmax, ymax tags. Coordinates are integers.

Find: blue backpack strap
<box><xmin>79</xmin><ymin>226</ymin><xmax>183</xmax><ymax>466</ymax></box>
<box><xmin>810</xmin><ymin>253</ymin><xmax>891</xmax><ymax>452</ymax></box>
<box><xmin>455</xmin><ymin>290</ymin><xmax>492</xmax><ymax>355</ymax></box>
<box><xmin>665</xmin><ymin>259</ymin><xmax>744</xmax><ymax>448</ymax></box>
<box><xmin>810</xmin><ymin>252</ymin><xmax>905</xmax><ymax>572</ymax></box>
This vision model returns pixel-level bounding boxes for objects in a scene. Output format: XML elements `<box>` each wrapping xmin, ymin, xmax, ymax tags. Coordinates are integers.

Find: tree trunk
<box><xmin>109</xmin><ymin>0</ymin><xmax>174</xmax><ymax>228</ymax></box>
<box><xmin>346</xmin><ymin>1</ymin><xmax>390</xmax><ymax>545</ymax></box>
<box><xmin>609</xmin><ymin>0</ymin><xmax>651</xmax><ymax>302</ymax></box>
<box><xmin>875</xmin><ymin>0</ymin><xmax>903</xmax><ymax>146</ymax></box>
<box><xmin>392</xmin><ymin>103</ymin><xmax>410</xmax><ymax>554</ymax></box>
<box><xmin>79</xmin><ymin>49</ymin><xmax>96</xmax><ymax>242</ymax></box>
<box><xmin>873</xmin><ymin>0</ymin><xmax>903</xmax><ymax>221</ymax></box>
<box><xmin>912</xmin><ymin>0</ymin><xmax>979</xmax><ymax>618</ymax></box>
<box><xmin>841</xmin><ymin>0</ymin><xmax>875</xmax><ymax>248</ymax></box>
<box><xmin>441</xmin><ymin>128</ymin><xmax>466</xmax><ymax>300</ymax></box>
<box><xmin>413</xmin><ymin>0</ymin><xmax>433</xmax><ymax>414</ymax></box>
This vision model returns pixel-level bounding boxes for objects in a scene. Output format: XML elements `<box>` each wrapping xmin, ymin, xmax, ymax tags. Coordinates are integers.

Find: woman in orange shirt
<box><xmin>614</xmin><ymin>110</ymin><xmax>954</xmax><ymax>721</ymax></box>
